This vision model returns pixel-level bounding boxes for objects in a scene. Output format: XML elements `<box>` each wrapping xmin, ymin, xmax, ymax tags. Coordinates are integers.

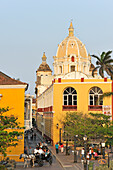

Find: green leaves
<box><xmin>62</xmin><ymin>112</ymin><xmax>113</xmax><ymax>145</ymax></box>
<box><xmin>91</xmin><ymin>51</ymin><xmax>113</xmax><ymax>78</ymax></box>
<box><xmin>0</xmin><ymin>107</ymin><xmax>24</xmax><ymax>157</ymax></box>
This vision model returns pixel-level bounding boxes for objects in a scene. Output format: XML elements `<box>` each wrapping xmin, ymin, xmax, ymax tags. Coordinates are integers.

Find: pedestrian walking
<box><xmin>60</xmin><ymin>143</ymin><xmax>64</xmax><ymax>153</ymax></box>
<box><xmin>81</xmin><ymin>148</ymin><xmax>85</xmax><ymax>159</ymax></box>
<box><xmin>55</xmin><ymin>142</ymin><xmax>59</xmax><ymax>154</ymax></box>
<box><xmin>89</xmin><ymin>148</ymin><xmax>92</xmax><ymax>160</ymax></box>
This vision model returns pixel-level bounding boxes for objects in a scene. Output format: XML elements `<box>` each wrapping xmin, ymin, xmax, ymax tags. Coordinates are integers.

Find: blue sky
<box><xmin>0</xmin><ymin>0</ymin><xmax>113</xmax><ymax>95</ymax></box>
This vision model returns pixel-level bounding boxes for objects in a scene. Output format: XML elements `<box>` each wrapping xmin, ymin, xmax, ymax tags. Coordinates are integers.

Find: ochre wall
<box><xmin>0</xmin><ymin>87</ymin><xmax>25</xmax><ymax>162</ymax></box>
<box><xmin>52</xmin><ymin>79</ymin><xmax>112</xmax><ymax>145</ymax></box>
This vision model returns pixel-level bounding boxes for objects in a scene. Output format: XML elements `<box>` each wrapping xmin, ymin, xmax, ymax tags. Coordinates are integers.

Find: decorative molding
<box><xmin>0</xmin><ymin>85</ymin><xmax>27</xmax><ymax>89</ymax></box>
<box><xmin>54</xmin><ymin>82</ymin><xmax>112</xmax><ymax>85</ymax></box>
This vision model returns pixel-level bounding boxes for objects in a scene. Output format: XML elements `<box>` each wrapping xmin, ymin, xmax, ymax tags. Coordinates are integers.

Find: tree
<box><xmin>0</xmin><ymin>107</ymin><xmax>24</xmax><ymax>157</ymax></box>
<box><xmin>62</xmin><ymin>112</ymin><xmax>113</xmax><ymax>145</ymax></box>
<box><xmin>91</xmin><ymin>51</ymin><xmax>113</xmax><ymax>79</ymax></box>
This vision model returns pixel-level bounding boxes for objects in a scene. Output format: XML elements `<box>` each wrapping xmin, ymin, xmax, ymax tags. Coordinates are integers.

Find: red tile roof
<box><xmin>0</xmin><ymin>71</ymin><xmax>28</xmax><ymax>86</ymax></box>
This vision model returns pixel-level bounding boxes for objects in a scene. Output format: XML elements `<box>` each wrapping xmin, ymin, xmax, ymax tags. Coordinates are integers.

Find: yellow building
<box><xmin>0</xmin><ymin>71</ymin><xmax>28</xmax><ymax>161</ymax></box>
<box><xmin>35</xmin><ymin>22</ymin><xmax>113</xmax><ymax>145</ymax></box>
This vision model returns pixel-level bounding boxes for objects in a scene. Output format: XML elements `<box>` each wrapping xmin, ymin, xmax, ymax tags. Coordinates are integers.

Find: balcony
<box><xmin>88</xmin><ymin>105</ymin><xmax>102</xmax><ymax>111</ymax></box>
<box><xmin>62</xmin><ymin>105</ymin><xmax>77</xmax><ymax>111</ymax></box>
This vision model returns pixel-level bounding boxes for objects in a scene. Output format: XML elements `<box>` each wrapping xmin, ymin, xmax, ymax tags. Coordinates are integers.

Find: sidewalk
<box><xmin>49</xmin><ymin>145</ymin><xmax>83</xmax><ymax>170</ymax></box>
<box><xmin>16</xmin><ymin>130</ymin><xmax>101</xmax><ymax>170</ymax></box>
<box><xmin>36</xmin><ymin>131</ymin><xmax>83</xmax><ymax>170</ymax></box>
<box><xmin>36</xmin><ymin>132</ymin><xmax>101</xmax><ymax>170</ymax></box>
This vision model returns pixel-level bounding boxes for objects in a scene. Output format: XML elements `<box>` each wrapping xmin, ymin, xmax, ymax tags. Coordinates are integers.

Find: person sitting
<box><xmin>42</xmin><ymin>142</ymin><xmax>48</xmax><ymax>150</ymax></box>
<box><xmin>94</xmin><ymin>152</ymin><xmax>98</xmax><ymax>160</ymax></box>
<box><xmin>42</xmin><ymin>141</ymin><xmax>47</xmax><ymax>146</ymax></box>
<box><xmin>37</xmin><ymin>147</ymin><xmax>44</xmax><ymax>155</ymax></box>
<box><xmin>44</xmin><ymin>149</ymin><xmax>51</xmax><ymax>161</ymax></box>
<box><xmin>34</xmin><ymin>146</ymin><xmax>39</xmax><ymax>154</ymax></box>
<box><xmin>39</xmin><ymin>142</ymin><xmax>43</xmax><ymax>148</ymax></box>
<box><xmin>29</xmin><ymin>146</ymin><xmax>33</xmax><ymax>155</ymax></box>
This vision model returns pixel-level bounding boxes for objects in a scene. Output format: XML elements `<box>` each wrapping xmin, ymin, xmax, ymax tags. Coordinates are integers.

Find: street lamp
<box><xmin>66</xmin><ymin>133</ymin><xmax>68</xmax><ymax>155</ymax></box>
<box><xmin>74</xmin><ymin>135</ymin><xmax>78</xmax><ymax>163</ymax></box>
<box><xmin>83</xmin><ymin>135</ymin><xmax>87</xmax><ymax>170</ymax></box>
<box><xmin>101</xmin><ymin>142</ymin><xmax>105</xmax><ymax>159</ymax></box>
<box><xmin>56</xmin><ymin>123</ymin><xmax>59</xmax><ymax>129</ymax></box>
<box><xmin>59</xmin><ymin>128</ymin><xmax>62</xmax><ymax>145</ymax></box>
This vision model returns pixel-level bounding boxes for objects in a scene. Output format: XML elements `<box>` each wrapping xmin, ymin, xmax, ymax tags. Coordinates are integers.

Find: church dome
<box><xmin>37</xmin><ymin>52</ymin><xmax>52</xmax><ymax>72</ymax></box>
<box><xmin>56</xmin><ymin>22</ymin><xmax>88</xmax><ymax>59</ymax></box>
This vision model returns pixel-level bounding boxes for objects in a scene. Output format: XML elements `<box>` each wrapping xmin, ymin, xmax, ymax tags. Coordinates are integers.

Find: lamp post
<box><xmin>56</xmin><ymin>123</ymin><xmax>59</xmax><ymax>129</ymax></box>
<box><xmin>74</xmin><ymin>135</ymin><xmax>78</xmax><ymax>163</ymax></box>
<box><xmin>66</xmin><ymin>133</ymin><xmax>68</xmax><ymax>155</ymax></box>
<box><xmin>59</xmin><ymin>128</ymin><xmax>62</xmax><ymax>145</ymax></box>
<box><xmin>101</xmin><ymin>142</ymin><xmax>105</xmax><ymax>159</ymax></box>
<box><xmin>83</xmin><ymin>135</ymin><xmax>87</xmax><ymax>170</ymax></box>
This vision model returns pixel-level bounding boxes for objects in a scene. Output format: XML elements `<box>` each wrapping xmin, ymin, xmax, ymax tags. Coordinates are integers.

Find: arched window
<box><xmin>59</xmin><ymin>66</ymin><xmax>62</xmax><ymax>74</ymax></box>
<box><xmin>63</xmin><ymin>87</ymin><xmax>77</xmax><ymax>111</ymax></box>
<box><xmin>89</xmin><ymin>87</ymin><xmax>103</xmax><ymax>111</ymax></box>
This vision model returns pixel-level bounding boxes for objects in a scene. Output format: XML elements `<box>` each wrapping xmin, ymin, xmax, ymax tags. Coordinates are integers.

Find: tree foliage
<box><xmin>0</xmin><ymin>107</ymin><xmax>24</xmax><ymax>157</ymax></box>
<box><xmin>62</xmin><ymin>112</ymin><xmax>113</xmax><ymax>145</ymax></box>
<box><xmin>91</xmin><ymin>51</ymin><xmax>113</xmax><ymax>79</ymax></box>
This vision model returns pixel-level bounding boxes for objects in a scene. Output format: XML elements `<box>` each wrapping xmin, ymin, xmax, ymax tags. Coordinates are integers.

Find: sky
<box><xmin>0</xmin><ymin>0</ymin><xmax>113</xmax><ymax>95</ymax></box>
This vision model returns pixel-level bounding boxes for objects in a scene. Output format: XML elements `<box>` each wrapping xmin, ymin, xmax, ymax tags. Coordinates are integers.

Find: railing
<box><xmin>62</xmin><ymin>105</ymin><xmax>77</xmax><ymax>111</ymax></box>
<box><xmin>88</xmin><ymin>105</ymin><xmax>102</xmax><ymax>111</ymax></box>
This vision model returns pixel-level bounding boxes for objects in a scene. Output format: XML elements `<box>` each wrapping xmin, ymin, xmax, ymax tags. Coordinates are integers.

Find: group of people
<box><xmin>24</xmin><ymin>141</ymin><xmax>50</xmax><ymax>158</ymax></box>
<box><xmin>33</xmin><ymin>142</ymin><xmax>51</xmax><ymax>158</ymax></box>
<box><xmin>81</xmin><ymin>147</ymin><xmax>100</xmax><ymax>160</ymax></box>
<box><xmin>55</xmin><ymin>143</ymin><xmax>64</xmax><ymax>154</ymax></box>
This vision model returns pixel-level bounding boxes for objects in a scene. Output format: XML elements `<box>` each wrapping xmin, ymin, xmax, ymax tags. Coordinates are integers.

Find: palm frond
<box><xmin>105</xmin><ymin>68</ymin><xmax>112</xmax><ymax>77</ymax></box>
<box><xmin>105</xmin><ymin>50</ymin><xmax>112</xmax><ymax>57</ymax></box>
<box><xmin>103</xmin><ymin>51</ymin><xmax>112</xmax><ymax>62</ymax></box>
<box><xmin>100</xmin><ymin>92</ymin><xmax>113</xmax><ymax>100</ymax></box>
<box><xmin>92</xmin><ymin>66</ymin><xmax>99</xmax><ymax>77</ymax></box>
<box><xmin>96</xmin><ymin>61</ymin><xmax>101</xmax><ymax>65</ymax></box>
<box><xmin>106</xmin><ymin>64</ymin><xmax>113</xmax><ymax>69</ymax></box>
<box><xmin>101</xmin><ymin>52</ymin><xmax>105</xmax><ymax>61</ymax></box>
<box><xmin>91</xmin><ymin>55</ymin><xmax>101</xmax><ymax>62</ymax></box>
<box><xmin>99</xmin><ymin>67</ymin><xmax>104</xmax><ymax>78</ymax></box>
<box><xmin>107</xmin><ymin>68</ymin><xmax>113</xmax><ymax>74</ymax></box>
<box><xmin>103</xmin><ymin>55</ymin><xmax>112</xmax><ymax>62</ymax></box>
<box><xmin>105</xmin><ymin>59</ymin><xmax>113</xmax><ymax>64</ymax></box>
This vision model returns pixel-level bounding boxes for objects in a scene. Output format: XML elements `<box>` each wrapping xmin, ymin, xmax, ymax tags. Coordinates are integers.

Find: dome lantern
<box><xmin>42</xmin><ymin>52</ymin><xmax>47</xmax><ymax>63</ymax></box>
<box><xmin>68</xmin><ymin>21</ymin><xmax>74</xmax><ymax>37</ymax></box>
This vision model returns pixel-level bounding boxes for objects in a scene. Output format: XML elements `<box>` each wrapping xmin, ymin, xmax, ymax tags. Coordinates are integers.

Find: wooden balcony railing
<box><xmin>88</xmin><ymin>105</ymin><xmax>102</xmax><ymax>111</ymax></box>
<box><xmin>62</xmin><ymin>105</ymin><xmax>77</xmax><ymax>111</ymax></box>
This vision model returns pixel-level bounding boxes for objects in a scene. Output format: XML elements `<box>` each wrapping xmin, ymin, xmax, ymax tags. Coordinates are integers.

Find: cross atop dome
<box><xmin>68</xmin><ymin>21</ymin><xmax>74</xmax><ymax>36</ymax></box>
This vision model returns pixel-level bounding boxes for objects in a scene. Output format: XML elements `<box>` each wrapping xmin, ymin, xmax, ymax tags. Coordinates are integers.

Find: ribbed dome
<box><xmin>56</xmin><ymin>22</ymin><xmax>88</xmax><ymax>59</ymax></box>
<box><xmin>37</xmin><ymin>63</ymin><xmax>52</xmax><ymax>72</ymax></box>
<box><xmin>37</xmin><ymin>52</ymin><xmax>52</xmax><ymax>72</ymax></box>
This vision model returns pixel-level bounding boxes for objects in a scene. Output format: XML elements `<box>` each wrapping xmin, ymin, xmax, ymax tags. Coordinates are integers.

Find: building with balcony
<box><xmin>35</xmin><ymin>22</ymin><xmax>113</xmax><ymax>145</ymax></box>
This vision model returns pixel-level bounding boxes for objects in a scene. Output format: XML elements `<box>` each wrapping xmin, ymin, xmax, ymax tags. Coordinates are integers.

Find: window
<box><xmin>71</xmin><ymin>56</ymin><xmax>74</xmax><ymax>62</ymax></box>
<box><xmin>89</xmin><ymin>87</ymin><xmax>103</xmax><ymax>111</ymax></box>
<box><xmin>63</xmin><ymin>87</ymin><xmax>77</xmax><ymax>111</ymax></box>
<box><xmin>59</xmin><ymin>66</ymin><xmax>62</xmax><ymax>74</ymax></box>
<box><xmin>71</xmin><ymin>65</ymin><xmax>75</xmax><ymax>72</ymax></box>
